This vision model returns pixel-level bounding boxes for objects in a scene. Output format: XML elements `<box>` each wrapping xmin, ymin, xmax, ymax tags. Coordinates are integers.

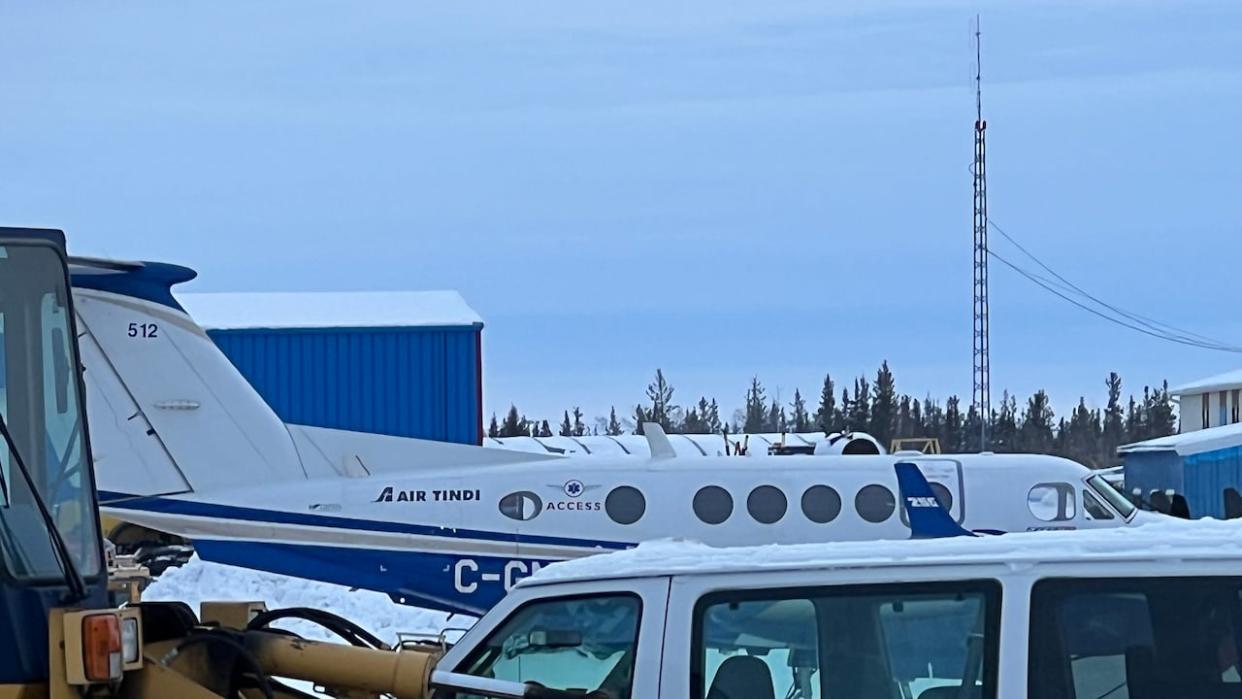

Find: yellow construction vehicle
<box><xmin>0</xmin><ymin>229</ymin><xmax>534</xmax><ymax>699</ymax></box>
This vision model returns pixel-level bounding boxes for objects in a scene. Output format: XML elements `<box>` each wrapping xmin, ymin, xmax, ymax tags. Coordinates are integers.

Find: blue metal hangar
<box><xmin>178</xmin><ymin>291</ymin><xmax>485</xmax><ymax>445</ymax></box>
<box><xmin>1119</xmin><ymin>369</ymin><xmax>1242</xmax><ymax>519</ymax></box>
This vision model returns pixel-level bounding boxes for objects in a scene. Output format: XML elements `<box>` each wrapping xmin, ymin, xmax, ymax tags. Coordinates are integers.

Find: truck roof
<box><xmin>524</xmin><ymin>518</ymin><xmax>1242</xmax><ymax>587</ymax></box>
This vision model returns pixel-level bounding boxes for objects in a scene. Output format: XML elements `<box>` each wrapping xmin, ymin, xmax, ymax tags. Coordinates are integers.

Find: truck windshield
<box><xmin>1029</xmin><ymin>577</ymin><xmax>1242</xmax><ymax>699</ymax></box>
<box><xmin>0</xmin><ymin>243</ymin><xmax>100</xmax><ymax>579</ymax></box>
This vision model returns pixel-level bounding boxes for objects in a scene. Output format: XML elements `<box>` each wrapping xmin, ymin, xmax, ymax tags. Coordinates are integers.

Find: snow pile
<box><xmin>144</xmin><ymin>556</ymin><xmax>471</xmax><ymax>645</ymax></box>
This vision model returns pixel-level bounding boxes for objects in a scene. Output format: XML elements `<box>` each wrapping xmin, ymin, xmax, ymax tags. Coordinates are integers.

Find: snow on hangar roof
<box><xmin>1119</xmin><ymin>419</ymin><xmax>1242</xmax><ymax>456</ymax></box>
<box><xmin>1171</xmin><ymin>368</ymin><xmax>1242</xmax><ymax>395</ymax></box>
<box><xmin>525</xmin><ymin>519</ymin><xmax>1242</xmax><ymax>586</ymax></box>
<box><xmin>176</xmin><ymin>291</ymin><xmax>483</xmax><ymax>330</ymax></box>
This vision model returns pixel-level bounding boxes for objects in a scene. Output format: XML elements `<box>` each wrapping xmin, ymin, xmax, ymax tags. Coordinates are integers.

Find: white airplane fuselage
<box><xmin>72</xmin><ymin>261</ymin><xmax>1140</xmax><ymax>615</ymax></box>
<box><xmin>103</xmin><ymin>452</ymin><xmax>1131</xmax><ymax>614</ymax></box>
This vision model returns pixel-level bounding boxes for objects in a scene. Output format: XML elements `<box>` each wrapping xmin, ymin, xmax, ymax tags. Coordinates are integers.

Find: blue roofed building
<box><xmin>178</xmin><ymin>291</ymin><xmax>484</xmax><ymax>446</ymax></box>
<box><xmin>1119</xmin><ymin>367</ymin><xmax>1242</xmax><ymax>519</ymax></box>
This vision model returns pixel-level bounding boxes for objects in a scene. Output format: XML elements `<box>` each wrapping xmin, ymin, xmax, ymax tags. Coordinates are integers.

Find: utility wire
<box><xmin>987</xmin><ymin>245</ymin><xmax>1242</xmax><ymax>354</ymax></box>
<box><xmin>988</xmin><ymin>219</ymin><xmax>1229</xmax><ymax>347</ymax></box>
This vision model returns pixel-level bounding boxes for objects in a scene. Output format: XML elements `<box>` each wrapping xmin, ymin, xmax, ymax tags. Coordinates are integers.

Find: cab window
<box><xmin>455</xmin><ymin>594</ymin><xmax>641</xmax><ymax>699</ymax></box>
<box><xmin>693</xmin><ymin>581</ymin><xmax>1001</xmax><ymax>699</ymax></box>
<box><xmin>1030</xmin><ymin>577</ymin><xmax>1242</xmax><ymax>699</ymax></box>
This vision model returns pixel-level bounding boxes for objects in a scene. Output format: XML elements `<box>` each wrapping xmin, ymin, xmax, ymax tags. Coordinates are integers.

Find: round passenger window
<box><xmin>855</xmin><ymin>484</ymin><xmax>896</xmax><ymax>523</ymax></box>
<box><xmin>747</xmin><ymin>486</ymin><xmax>787</xmax><ymax>524</ymax></box>
<box><xmin>693</xmin><ymin>486</ymin><xmax>733</xmax><ymax>525</ymax></box>
<box><xmin>929</xmin><ymin>482</ymin><xmax>953</xmax><ymax>511</ymax></box>
<box><xmin>801</xmin><ymin>485</ymin><xmax>842</xmax><ymax>524</ymax></box>
<box><xmin>605</xmin><ymin>486</ymin><xmax>646</xmax><ymax>525</ymax></box>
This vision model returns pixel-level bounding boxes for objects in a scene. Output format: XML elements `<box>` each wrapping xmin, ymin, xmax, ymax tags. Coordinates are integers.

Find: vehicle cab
<box><xmin>431</xmin><ymin>520</ymin><xmax>1242</xmax><ymax>698</ymax></box>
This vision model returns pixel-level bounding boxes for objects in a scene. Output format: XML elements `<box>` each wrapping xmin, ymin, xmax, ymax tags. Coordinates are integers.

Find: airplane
<box><xmin>73</xmin><ymin>258</ymin><xmax>1146</xmax><ymax>616</ymax></box>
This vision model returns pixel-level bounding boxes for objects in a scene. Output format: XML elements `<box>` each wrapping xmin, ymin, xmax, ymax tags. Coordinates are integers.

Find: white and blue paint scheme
<box><xmin>72</xmin><ymin>259</ymin><xmax>1143</xmax><ymax>616</ymax></box>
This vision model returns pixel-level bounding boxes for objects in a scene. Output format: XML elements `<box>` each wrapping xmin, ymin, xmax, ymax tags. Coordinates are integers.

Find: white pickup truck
<box><xmin>428</xmin><ymin>520</ymin><xmax>1242</xmax><ymax>699</ymax></box>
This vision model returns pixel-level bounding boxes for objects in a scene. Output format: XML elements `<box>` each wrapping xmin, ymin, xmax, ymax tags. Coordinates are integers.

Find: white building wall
<box><xmin>1181</xmin><ymin>393</ymin><xmax>1204</xmax><ymax>431</ymax></box>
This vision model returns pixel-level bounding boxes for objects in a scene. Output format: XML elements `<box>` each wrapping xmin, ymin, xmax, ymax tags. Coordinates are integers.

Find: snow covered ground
<box><xmin>144</xmin><ymin>556</ymin><xmax>473</xmax><ymax>645</ymax></box>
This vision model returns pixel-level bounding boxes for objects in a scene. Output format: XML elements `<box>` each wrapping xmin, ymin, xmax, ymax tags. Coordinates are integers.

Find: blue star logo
<box><xmin>564</xmin><ymin>480</ymin><xmax>584</xmax><ymax>497</ymax></box>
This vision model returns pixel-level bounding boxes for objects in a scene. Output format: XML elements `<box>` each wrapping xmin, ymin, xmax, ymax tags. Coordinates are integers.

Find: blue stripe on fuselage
<box><xmin>193</xmin><ymin>539</ymin><xmax>548</xmax><ymax>615</ymax></box>
<box><xmin>98</xmin><ymin>490</ymin><xmax>630</xmax><ymax>551</ymax></box>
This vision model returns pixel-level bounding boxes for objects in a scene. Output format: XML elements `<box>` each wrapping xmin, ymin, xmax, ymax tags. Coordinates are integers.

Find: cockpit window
<box><xmin>1087</xmin><ymin>474</ymin><xmax>1136</xmax><ymax>520</ymax></box>
<box><xmin>1028</xmin><ymin>483</ymin><xmax>1076</xmax><ymax>522</ymax></box>
<box><xmin>1082</xmin><ymin>489</ymin><xmax>1115</xmax><ymax>520</ymax></box>
<box><xmin>455</xmin><ymin>594</ymin><xmax>641</xmax><ymax>699</ymax></box>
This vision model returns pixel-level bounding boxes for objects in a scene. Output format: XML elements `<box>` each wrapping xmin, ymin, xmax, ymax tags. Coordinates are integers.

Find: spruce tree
<box><xmin>1125</xmin><ymin>395</ymin><xmax>1144</xmax><ymax>443</ymax></box>
<box><xmin>848</xmin><ymin>377</ymin><xmax>871</xmax><ymax>431</ymax></box>
<box><xmin>1066</xmin><ymin>399</ymin><xmax>1103</xmax><ymax>467</ymax></box>
<box><xmin>944</xmin><ymin>396</ymin><xmax>963</xmax><ymax>452</ymax></box>
<box><xmin>487</xmin><ymin>413</ymin><xmax>500</xmax><ymax>439</ymax></box>
<box><xmin>1020</xmin><ymin>390</ymin><xmax>1055</xmax><ymax>454</ymax></box>
<box><xmin>869</xmin><ymin>362</ymin><xmax>897</xmax><ymax>445</ymax></box>
<box><xmin>744</xmin><ymin>378</ymin><xmax>767</xmax><ymax>433</ymax></box>
<box><xmin>991</xmin><ymin>392</ymin><xmax>1018</xmax><ymax>452</ymax></box>
<box><xmin>683</xmin><ymin>405</ymin><xmax>704</xmax><ymax>433</ymax></box>
<box><xmin>895</xmin><ymin>395</ymin><xmax>912</xmax><ymax>440</ymax></box>
<box><xmin>923</xmin><ymin>397</ymin><xmax>943</xmax><ymax>442</ymax></box>
<box><xmin>765</xmin><ymin>399</ymin><xmax>786</xmax><ymax>432</ymax></box>
<box><xmin>683</xmin><ymin>397</ymin><xmax>711</xmax><ymax>434</ymax></box>
<box><xmin>500</xmin><ymin>405</ymin><xmax>524</xmax><ymax>438</ymax></box>
<box><xmin>645</xmin><ymin>369</ymin><xmax>676</xmax><ymax>431</ymax></box>
<box><xmin>1147</xmin><ymin>381</ymin><xmax>1177</xmax><ymax>438</ymax></box>
<box><xmin>1102</xmin><ymin>373</ymin><xmax>1125</xmax><ymax>466</ymax></box>
<box><xmin>538</xmin><ymin>420</ymin><xmax>553</xmax><ymax>438</ymax></box>
<box><xmin>633</xmin><ymin>405</ymin><xmax>648</xmax><ymax>435</ymax></box>
<box><xmin>606</xmin><ymin>406</ymin><xmax>624</xmax><ymax>436</ymax></box>
<box><xmin>706</xmin><ymin>399</ymin><xmax>723</xmax><ymax>433</ymax></box>
<box><xmin>839</xmin><ymin>387</ymin><xmax>851</xmax><ymax>433</ymax></box>
<box><xmin>572</xmin><ymin>407</ymin><xmax>586</xmax><ymax>437</ymax></box>
<box><xmin>559</xmin><ymin>411</ymin><xmax>573</xmax><ymax>437</ymax></box>
<box><xmin>791</xmin><ymin>389</ymin><xmax>810</xmax><ymax>432</ymax></box>
<box><xmin>815</xmin><ymin>374</ymin><xmax>838</xmax><ymax>434</ymax></box>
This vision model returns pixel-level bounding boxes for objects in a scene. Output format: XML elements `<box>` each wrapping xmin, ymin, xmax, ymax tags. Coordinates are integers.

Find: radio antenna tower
<box><xmin>971</xmin><ymin>15</ymin><xmax>990</xmax><ymax>450</ymax></box>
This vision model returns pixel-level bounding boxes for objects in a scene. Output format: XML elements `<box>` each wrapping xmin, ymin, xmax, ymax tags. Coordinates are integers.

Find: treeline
<box><xmin>486</xmin><ymin>362</ymin><xmax>1178</xmax><ymax>468</ymax></box>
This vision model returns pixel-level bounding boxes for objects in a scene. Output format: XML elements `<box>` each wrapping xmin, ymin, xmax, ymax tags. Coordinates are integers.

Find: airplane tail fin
<box><xmin>72</xmin><ymin>260</ymin><xmax>553</xmax><ymax>501</ymax></box>
<box><xmin>895</xmin><ymin>462</ymin><xmax>977</xmax><ymax>539</ymax></box>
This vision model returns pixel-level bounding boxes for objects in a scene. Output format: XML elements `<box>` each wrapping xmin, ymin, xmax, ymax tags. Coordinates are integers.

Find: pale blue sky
<box><xmin>3</xmin><ymin>1</ymin><xmax>1241</xmax><ymax>426</ymax></box>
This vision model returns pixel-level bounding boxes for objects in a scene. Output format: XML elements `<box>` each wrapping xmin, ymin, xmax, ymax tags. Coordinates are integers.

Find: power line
<box><xmin>988</xmin><ymin>219</ymin><xmax>1231</xmax><ymax>348</ymax></box>
<box><xmin>987</xmin><ymin>238</ymin><xmax>1242</xmax><ymax>354</ymax></box>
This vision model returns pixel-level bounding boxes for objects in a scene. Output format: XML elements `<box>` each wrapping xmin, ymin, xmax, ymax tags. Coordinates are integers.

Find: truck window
<box><xmin>453</xmin><ymin>594</ymin><xmax>641</xmax><ymax>699</ymax></box>
<box><xmin>1029</xmin><ymin>577</ymin><xmax>1242</xmax><ymax>699</ymax></box>
<box><xmin>693</xmin><ymin>581</ymin><xmax>1000</xmax><ymax>699</ymax></box>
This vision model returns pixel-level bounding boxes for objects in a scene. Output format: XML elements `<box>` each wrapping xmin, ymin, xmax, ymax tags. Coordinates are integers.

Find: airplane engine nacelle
<box><xmin>814</xmin><ymin>432</ymin><xmax>885</xmax><ymax>456</ymax></box>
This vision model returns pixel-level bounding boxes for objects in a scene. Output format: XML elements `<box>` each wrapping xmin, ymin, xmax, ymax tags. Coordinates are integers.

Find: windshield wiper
<box><xmin>0</xmin><ymin>411</ymin><xmax>88</xmax><ymax>602</ymax></box>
